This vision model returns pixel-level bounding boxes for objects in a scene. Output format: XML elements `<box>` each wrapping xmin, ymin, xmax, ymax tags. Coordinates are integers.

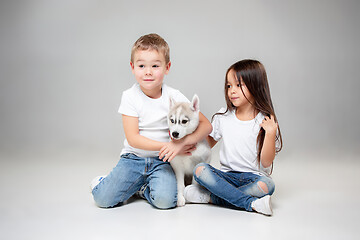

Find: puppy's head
<box><xmin>168</xmin><ymin>95</ymin><xmax>200</xmax><ymax>140</ymax></box>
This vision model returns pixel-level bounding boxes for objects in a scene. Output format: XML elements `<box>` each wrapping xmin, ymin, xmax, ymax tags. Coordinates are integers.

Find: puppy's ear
<box><xmin>169</xmin><ymin>96</ymin><xmax>176</xmax><ymax>108</ymax></box>
<box><xmin>191</xmin><ymin>94</ymin><xmax>200</xmax><ymax>112</ymax></box>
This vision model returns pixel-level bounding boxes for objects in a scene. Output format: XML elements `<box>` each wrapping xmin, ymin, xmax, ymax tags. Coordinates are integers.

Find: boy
<box><xmin>91</xmin><ymin>33</ymin><xmax>212</xmax><ymax>209</ymax></box>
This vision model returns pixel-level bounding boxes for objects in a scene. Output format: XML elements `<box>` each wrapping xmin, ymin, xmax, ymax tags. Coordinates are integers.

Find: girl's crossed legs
<box><xmin>192</xmin><ymin>163</ymin><xmax>275</xmax><ymax>212</ymax></box>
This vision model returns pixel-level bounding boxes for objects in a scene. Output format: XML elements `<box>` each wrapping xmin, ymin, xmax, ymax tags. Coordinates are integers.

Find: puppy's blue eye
<box><xmin>170</xmin><ymin>119</ymin><xmax>175</xmax><ymax>124</ymax></box>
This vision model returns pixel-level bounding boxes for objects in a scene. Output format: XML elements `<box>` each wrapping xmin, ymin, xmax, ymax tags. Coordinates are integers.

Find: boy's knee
<box><xmin>151</xmin><ymin>194</ymin><xmax>176</xmax><ymax>209</ymax></box>
<box><xmin>93</xmin><ymin>196</ymin><xmax>119</xmax><ymax>208</ymax></box>
<box><xmin>92</xmin><ymin>188</ymin><xmax>124</xmax><ymax>208</ymax></box>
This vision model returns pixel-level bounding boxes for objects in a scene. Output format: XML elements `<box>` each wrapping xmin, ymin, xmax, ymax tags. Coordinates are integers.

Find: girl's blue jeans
<box><xmin>92</xmin><ymin>153</ymin><xmax>177</xmax><ymax>209</ymax></box>
<box><xmin>194</xmin><ymin>163</ymin><xmax>275</xmax><ymax>211</ymax></box>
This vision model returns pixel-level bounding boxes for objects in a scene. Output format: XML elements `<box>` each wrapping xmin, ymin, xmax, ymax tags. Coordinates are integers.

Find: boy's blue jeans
<box><xmin>194</xmin><ymin>163</ymin><xmax>275</xmax><ymax>211</ymax></box>
<box><xmin>92</xmin><ymin>153</ymin><xmax>177</xmax><ymax>209</ymax></box>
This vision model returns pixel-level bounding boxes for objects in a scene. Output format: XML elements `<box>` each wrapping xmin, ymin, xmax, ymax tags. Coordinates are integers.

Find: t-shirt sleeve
<box><xmin>171</xmin><ymin>89</ymin><xmax>190</xmax><ymax>103</ymax></box>
<box><xmin>118</xmin><ymin>90</ymin><xmax>138</xmax><ymax>117</ymax></box>
<box><xmin>209</xmin><ymin>113</ymin><xmax>222</xmax><ymax>141</ymax></box>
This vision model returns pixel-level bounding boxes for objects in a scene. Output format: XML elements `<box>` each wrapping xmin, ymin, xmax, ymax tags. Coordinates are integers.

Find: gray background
<box><xmin>1</xmin><ymin>1</ymin><xmax>360</xmax><ymax>239</ymax></box>
<box><xmin>1</xmin><ymin>0</ymin><xmax>359</xmax><ymax>157</ymax></box>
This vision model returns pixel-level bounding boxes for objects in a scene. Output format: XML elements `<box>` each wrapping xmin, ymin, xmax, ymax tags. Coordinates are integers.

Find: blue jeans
<box><xmin>92</xmin><ymin>153</ymin><xmax>177</xmax><ymax>209</ymax></box>
<box><xmin>194</xmin><ymin>163</ymin><xmax>275</xmax><ymax>211</ymax></box>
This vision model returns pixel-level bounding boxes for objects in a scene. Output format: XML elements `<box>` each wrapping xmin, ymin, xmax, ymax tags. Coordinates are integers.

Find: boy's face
<box><xmin>130</xmin><ymin>49</ymin><xmax>171</xmax><ymax>98</ymax></box>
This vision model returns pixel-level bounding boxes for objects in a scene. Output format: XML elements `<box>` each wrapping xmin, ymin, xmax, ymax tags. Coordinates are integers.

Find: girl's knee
<box><xmin>195</xmin><ymin>166</ymin><xmax>205</xmax><ymax>177</ymax></box>
<box><xmin>257</xmin><ymin>181</ymin><xmax>269</xmax><ymax>194</ymax></box>
<box><xmin>193</xmin><ymin>163</ymin><xmax>216</xmax><ymax>187</ymax></box>
<box><xmin>257</xmin><ymin>177</ymin><xmax>275</xmax><ymax>195</ymax></box>
<box><xmin>193</xmin><ymin>163</ymin><xmax>209</xmax><ymax>178</ymax></box>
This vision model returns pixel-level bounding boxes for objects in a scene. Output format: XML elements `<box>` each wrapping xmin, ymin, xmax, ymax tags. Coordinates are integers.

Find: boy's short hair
<box><xmin>131</xmin><ymin>33</ymin><xmax>170</xmax><ymax>64</ymax></box>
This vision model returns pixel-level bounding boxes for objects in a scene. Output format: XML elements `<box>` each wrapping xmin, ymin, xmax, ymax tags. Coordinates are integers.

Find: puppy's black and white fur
<box><xmin>168</xmin><ymin>95</ymin><xmax>211</xmax><ymax>206</ymax></box>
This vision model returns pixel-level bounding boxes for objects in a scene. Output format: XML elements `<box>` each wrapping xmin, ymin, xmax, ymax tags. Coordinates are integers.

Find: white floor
<box><xmin>1</xmin><ymin>149</ymin><xmax>359</xmax><ymax>240</ymax></box>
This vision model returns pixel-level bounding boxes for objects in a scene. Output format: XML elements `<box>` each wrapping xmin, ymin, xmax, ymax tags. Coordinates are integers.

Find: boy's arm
<box><xmin>122</xmin><ymin>114</ymin><xmax>197</xmax><ymax>154</ymax></box>
<box><xmin>159</xmin><ymin>112</ymin><xmax>213</xmax><ymax>162</ymax></box>
<box><xmin>122</xmin><ymin>115</ymin><xmax>165</xmax><ymax>151</ymax></box>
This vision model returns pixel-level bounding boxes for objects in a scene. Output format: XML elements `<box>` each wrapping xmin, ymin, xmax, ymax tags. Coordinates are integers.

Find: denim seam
<box><xmin>236</xmin><ymin>177</ymin><xmax>259</xmax><ymax>190</ymax></box>
<box><xmin>208</xmin><ymin>167</ymin><xmax>253</xmax><ymax>207</ymax></box>
<box><xmin>210</xmin><ymin>167</ymin><xmax>258</xmax><ymax>189</ymax></box>
<box><xmin>206</xmin><ymin>167</ymin><xmax>258</xmax><ymax>211</ymax></box>
<box><xmin>119</xmin><ymin>175</ymin><xmax>145</xmax><ymax>203</ymax></box>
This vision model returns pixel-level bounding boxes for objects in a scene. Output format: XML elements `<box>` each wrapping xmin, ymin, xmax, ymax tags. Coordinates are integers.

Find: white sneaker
<box><xmin>90</xmin><ymin>175</ymin><xmax>106</xmax><ymax>192</ymax></box>
<box><xmin>136</xmin><ymin>184</ymin><xmax>147</xmax><ymax>199</ymax></box>
<box><xmin>251</xmin><ymin>195</ymin><xmax>273</xmax><ymax>216</ymax></box>
<box><xmin>184</xmin><ymin>184</ymin><xmax>210</xmax><ymax>204</ymax></box>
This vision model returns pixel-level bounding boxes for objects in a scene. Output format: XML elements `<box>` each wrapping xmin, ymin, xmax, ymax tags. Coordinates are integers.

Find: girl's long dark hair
<box><xmin>213</xmin><ymin>59</ymin><xmax>283</xmax><ymax>173</ymax></box>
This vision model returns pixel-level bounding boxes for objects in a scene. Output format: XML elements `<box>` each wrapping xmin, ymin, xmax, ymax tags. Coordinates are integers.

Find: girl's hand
<box><xmin>260</xmin><ymin>115</ymin><xmax>278</xmax><ymax>135</ymax></box>
<box><xmin>159</xmin><ymin>140</ymin><xmax>197</xmax><ymax>162</ymax></box>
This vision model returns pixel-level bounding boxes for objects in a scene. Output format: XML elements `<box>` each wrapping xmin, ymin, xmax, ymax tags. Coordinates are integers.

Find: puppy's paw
<box><xmin>177</xmin><ymin>195</ymin><xmax>186</xmax><ymax>207</ymax></box>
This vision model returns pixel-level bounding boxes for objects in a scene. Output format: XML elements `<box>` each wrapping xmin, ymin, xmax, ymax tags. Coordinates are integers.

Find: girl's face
<box><xmin>226</xmin><ymin>69</ymin><xmax>254</xmax><ymax>108</ymax></box>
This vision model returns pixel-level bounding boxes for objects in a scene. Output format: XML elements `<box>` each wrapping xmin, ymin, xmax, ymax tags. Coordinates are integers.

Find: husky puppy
<box><xmin>168</xmin><ymin>95</ymin><xmax>211</xmax><ymax>207</ymax></box>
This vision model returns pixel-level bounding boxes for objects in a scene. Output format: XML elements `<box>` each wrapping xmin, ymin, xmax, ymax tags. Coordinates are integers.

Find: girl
<box><xmin>184</xmin><ymin>59</ymin><xmax>282</xmax><ymax>216</ymax></box>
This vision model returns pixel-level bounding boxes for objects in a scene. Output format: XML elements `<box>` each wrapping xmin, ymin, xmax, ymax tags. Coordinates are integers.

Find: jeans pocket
<box><xmin>238</xmin><ymin>178</ymin><xmax>256</xmax><ymax>187</ymax></box>
<box><xmin>121</xmin><ymin>153</ymin><xmax>140</xmax><ymax>160</ymax></box>
<box><xmin>120</xmin><ymin>153</ymin><xmax>131</xmax><ymax>158</ymax></box>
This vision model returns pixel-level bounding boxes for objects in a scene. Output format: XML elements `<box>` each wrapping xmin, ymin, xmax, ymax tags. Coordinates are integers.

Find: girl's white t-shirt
<box><xmin>118</xmin><ymin>83</ymin><xmax>189</xmax><ymax>158</ymax></box>
<box><xmin>210</xmin><ymin>108</ymin><xmax>272</xmax><ymax>176</ymax></box>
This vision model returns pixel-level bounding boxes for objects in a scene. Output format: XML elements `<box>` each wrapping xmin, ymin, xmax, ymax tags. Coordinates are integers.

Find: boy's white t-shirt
<box><xmin>118</xmin><ymin>83</ymin><xmax>189</xmax><ymax>158</ymax></box>
<box><xmin>210</xmin><ymin>107</ymin><xmax>272</xmax><ymax>177</ymax></box>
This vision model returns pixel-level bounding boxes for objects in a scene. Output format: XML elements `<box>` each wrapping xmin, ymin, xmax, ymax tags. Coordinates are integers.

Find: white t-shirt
<box><xmin>118</xmin><ymin>83</ymin><xmax>189</xmax><ymax>158</ymax></box>
<box><xmin>210</xmin><ymin>107</ymin><xmax>272</xmax><ymax>176</ymax></box>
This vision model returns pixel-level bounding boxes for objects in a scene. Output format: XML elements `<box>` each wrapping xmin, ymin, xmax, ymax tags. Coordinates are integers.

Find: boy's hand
<box><xmin>159</xmin><ymin>140</ymin><xmax>196</xmax><ymax>162</ymax></box>
<box><xmin>260</xmin><ymin>115</ymin><xmax>278</xmax><ymax>135</ymax></box>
